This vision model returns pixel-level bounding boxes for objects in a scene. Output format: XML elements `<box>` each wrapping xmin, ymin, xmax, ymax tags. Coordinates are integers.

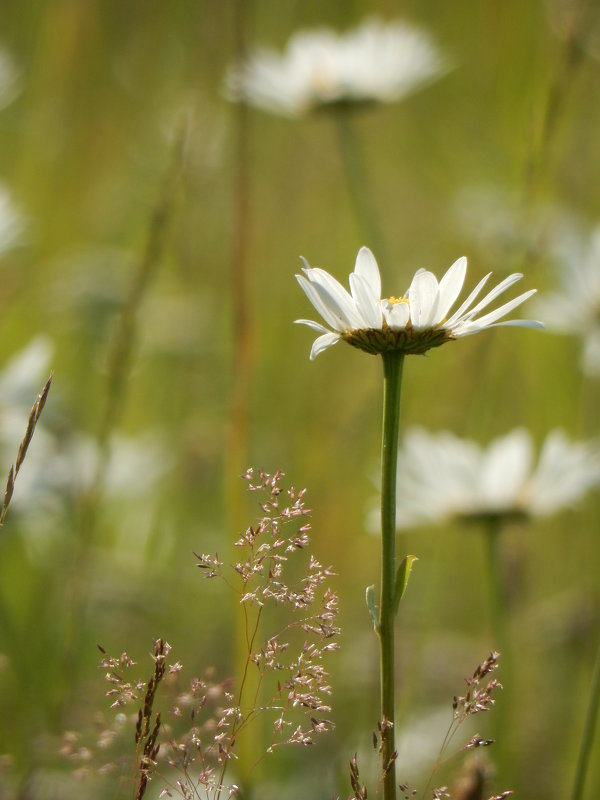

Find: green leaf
<box><xmin>365</xmin><ymin>584</ymin><xmax>379</xmax><ymax>630</ymax></box>
<box><xmin>393</xmin><ymin>555</ymin><xmax>418</xmax><ymax>616</ymax></box>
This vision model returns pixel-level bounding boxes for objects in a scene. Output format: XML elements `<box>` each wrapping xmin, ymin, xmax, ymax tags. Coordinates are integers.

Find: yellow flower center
<box><xmin>311</xmin><ymin>67</ymin><xmax>337</xmax><ymax>95</ymax></box>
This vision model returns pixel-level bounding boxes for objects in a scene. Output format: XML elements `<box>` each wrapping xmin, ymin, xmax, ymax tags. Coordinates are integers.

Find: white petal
<box><xmin>382</xmin><ymin>299</ymin><xmax>410</xmax><ymax>329</ymax></box>
<box><xmin>464</xmin><ymin>288</ymin><xmax>537</xmax><ymax>330</ymax></box>
<box><xmin>528</xmin><ymin>430</ymin><xmax>600</xmax><ymax>514</ymax></box>
<box><xmin>453</xmin><ymin>318</ymin><xmax>544</xmax><ymax>337</ymax></box>
<box><xmin>305</xmin><ymin>267</ymin><xmax>366</xmax><ymax>328</ymax></box>
<box><xmin>490</xmin><ymin>319</ymin><xmax>545</xmax><ymax>329</ymax></box>
<box><xmin>460</xmin><ymin>273</ymin><xmax>524</xmax><ymax>322</ymax></box>
<box><xmin>296</xmin><ymin>273</ymin><xmax>345</xmax><ymax>331</ymax></box>
<box><xmin>349</xmin><ymin>272</ymin><xmax>383</xmax><ymax>328</ymax></box>
<box><xmin>354</xmin><ymin>246</ymin><xmax>381</xmax><ymax>299</ymax></box>
<box><xmin>444</xmin><ymin>273</ymin><xmax>492</xmax><ymax>327</ymax></box>
<box><xmin>480</xmin><ymin>429</ymin><xmax>532</xmax><ymax>509</ymax></box>
<box><xmin>310</xmin><ymin>332</ymin><xmax>340</xmax><ymax>360</ymax></box>
<box><xmin>294</xmin><ymin>319</ymin><xmax>331</xmax><ymax>333</ymax></box>
<box><xmin>436</xmin><ymin>257</ymin><xmax>467</xmax><ymax>321</ymax></box>
<box><xmin>407</xmin><ymin>270</ymin><xmax>439</xmax><ymax>328</ymax></box>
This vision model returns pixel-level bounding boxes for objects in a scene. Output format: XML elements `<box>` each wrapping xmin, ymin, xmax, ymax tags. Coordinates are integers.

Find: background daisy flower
<box><xmin>225</xmin><ymin>18</ymin><xmax>448</xmax><ymax>117</ymax></box>
<box><xmin>389</xmin><ymin>427</ymin><xmax>600</xmax><ymax>528</ymax></box>
<box><xmin>536</xmin><ymin>225</ymin><xmax>600</xmax><ymax>376</ymax></box>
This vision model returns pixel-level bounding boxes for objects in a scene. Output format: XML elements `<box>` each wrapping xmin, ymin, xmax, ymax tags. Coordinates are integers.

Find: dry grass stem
<box><xmin>350</xmin><ymin>752</ymin><xmax>368</xmax><ymax>800</ymax></box>
<box><xmin>367</xmin><ymin>653</ymin><xmax>513</xmax><ymax>800</ymax></box>
<box><xmin>0</xmin><ymin>374</ymin><xmax>52</xmax><ymax>528</ymax></box>
<box><xmin>99</xmin><ymin>122</ymin><xmax>189</xmax><ymax>447</ymax></box>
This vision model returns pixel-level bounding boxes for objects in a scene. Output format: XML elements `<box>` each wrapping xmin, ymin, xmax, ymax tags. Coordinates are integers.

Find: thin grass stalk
<box><xmin>484</xmin><ymin>518</ymin><xmax>508</xmax><ymax>654</ymax></box>
<box><xmin>225</xmin><ymin>0</ymin><xmax>254</xmax><ymax>533</ymax></box>
<box><xmin>99</xmin><ymin>123</ymin><xmax>189</xmax><ymax>448</ymax></box>
<box><xmin>83</xmin><ymin>121</ymin><xmax>187</xmax><ymax>528</ymax></box>
<box><xmin>215</xmin><ymin>605</ymin><xmax>264</xmax><ymax>800</ymax></box>
<box><xmin>0</xmin><ymin>375</ymin><xmax>52</xmax><ymax>714</ymax></box>
<box><xmin>62</xmin><ymin>127</ymin><xmax>187</xmax><ymax>701</ymax></box>
<box><xmin>522</xmin><ymin>0</ymin><xmax>589</xmax><ymax>221</ymax></box>
<box><xmin>484</xmin><ymin>516</ymin><xmax>511</xmax><ymax>768</ymax></box>
<box><xmin>334</xmin><ymin>108</ymin><xmax>387</xmax><ymax>266</ymax></box>
<box><xmin>570</xmin><ymin>638</ymin><xmax>600</xmax><ymax>800</ymax></box>
<box><xmin>0</xmin><ymin>375</ymin><xmax>52</xmax><ymax>528</ymax></box>
<box><xmin>226</xmin><ymin>0</ymin><xmax>258</xmax><ymax>791</ymax></box>
<box><xmin>379</xmin><ymin>351</ymin><xmax>405</xmax><ymax>800</ymax></box>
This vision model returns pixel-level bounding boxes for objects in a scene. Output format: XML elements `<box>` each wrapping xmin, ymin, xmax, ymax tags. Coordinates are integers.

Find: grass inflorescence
<box><xmin>0</xmin><ymin>374</ymin><xmax>52</xmax><ymax>529</ymax></box>
<box><xmin>62</xmin><ymin>469</ymin><xmax>339</xmax><ymax>799</ymax></box>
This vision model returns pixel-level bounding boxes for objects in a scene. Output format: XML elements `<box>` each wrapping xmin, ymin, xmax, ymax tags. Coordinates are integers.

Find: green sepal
<box><xmin>393</xmin><ymin>555</ymin><xmax>418</xmax><ymax>616</ymax></box>
<box><xmin>365</xmin><ymin>584</ymin><xmax>379</xmax><ymax>631</ymax></box>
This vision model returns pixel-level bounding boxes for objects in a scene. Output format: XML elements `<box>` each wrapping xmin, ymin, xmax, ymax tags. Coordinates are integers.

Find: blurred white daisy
<box><xmin>225</xmin><ymin>17</ymin><xmax>448</xmax><ymax>117</ymax></box>
<box><xmin>0</xmin><ymin>338</ymin><xmax>171</xmax><ymax>524</ymax></box>
<box><xmin>535</xmin><ymin>225</ymin><xmax>600</xmax><ymax>376</ymax></box>
<box><xmin>389</xmin><ymin>427</ymin><xmax>600</xmax><ymax>529</ymax></box>
<box><xmin>295</xmin><ymin>246</ymin><xmax>543</xmax><ymax>360</ymax></box>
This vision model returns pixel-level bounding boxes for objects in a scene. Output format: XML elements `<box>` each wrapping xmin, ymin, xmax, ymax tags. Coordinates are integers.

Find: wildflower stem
<box><xmin>484</xmin><ymin>518</ymin><xmax>507</xmax><ymax>653</ymax></box>
<box><xmin>570</xmin><ymin>638</ymin><xmax>600</xmax><ymax>800</ymax></box>
<box><xmin>379</xmin><ymin>350</ymin><xmax>405</xmax><ymax>800</ymax></box>
<box><xmin>334</xmin><ymin>109</ymin><xmax>387</xmax><ymax>266</ymax></box>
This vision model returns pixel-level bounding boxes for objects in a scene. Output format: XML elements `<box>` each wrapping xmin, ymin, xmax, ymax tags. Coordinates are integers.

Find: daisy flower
<box><xmin>225</xmin><ymin>17</ymin><xmax>448</xmax><ymax>117</ymax></box>
<box><xmin>390</xmin><ymin>427</ymin><xmax>600</xmax><ymax>528</ymax></box>
<box><xmin>295</xmin><ymin>246</ymin><xmax>543</xmax><ymax>360</ymax></box>
<box><xmin>535</xmin><ymin>225</ymin><xmax>600</xmax><ymax>376</ymax></box>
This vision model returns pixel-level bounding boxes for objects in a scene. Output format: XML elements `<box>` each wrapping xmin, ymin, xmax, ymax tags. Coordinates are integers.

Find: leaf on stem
<box><xmin>393</xmin><ymin>555</ymin><xmax>418</xmax><ymax>616</ymax></box>
<box><xmin>365</xmin><ymin>584</ymin><xmax>379</xmax><ymax>630</ymax></box>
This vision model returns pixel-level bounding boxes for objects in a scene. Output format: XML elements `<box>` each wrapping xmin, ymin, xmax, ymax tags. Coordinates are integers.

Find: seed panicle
<box><xmin>0</xmin><ymin>374</ymin><xmax>52</xmax><ymax>528</ymax></box>
<box><xmin>63</xmin><ymin>468</ymin><xmax>338</xmax><ymax>799</ymax></box>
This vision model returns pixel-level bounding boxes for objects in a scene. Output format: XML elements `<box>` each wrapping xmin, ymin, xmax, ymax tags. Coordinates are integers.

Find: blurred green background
<box><xmin>0</xmin><ymin>0</ymin><xmax>598</xmax><ymax>798</ymax></box>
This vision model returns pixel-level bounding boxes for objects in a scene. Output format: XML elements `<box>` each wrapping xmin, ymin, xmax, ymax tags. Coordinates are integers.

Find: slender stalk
<box><xmin>60</xmin><ymin>125</ymin><xmax>187</xmax><ymax>709</ymax></box>
<box><xmin>0</xmin><ymin>375</ymin><xmax>52</xmax><ymax>528</ymax></box>
<box><xmin>379</xmin><ymin>351</ymin><xmax>405</xmax><ymax>800</ymax></box>
<box><xmin>570</xmin><ymin>638</ymin><xmax>600</xmax><ymax>800</ymax></box>
<box><xmin>227</xmin><ymin>0</ymin><xmax>254</xmax><ymax>485</ymax></box>
<box><xmin>484</xmin><ymin>517</ymin><xmax>508</xmax><ymax>654</ymax></box>
<box><xmin>334</xmin><ymin>108</ymin><xmax>388</xmax><ymax>265</ymax></box>
<box><xmin>484</xmin><ymin>516</ymin><xmax>511</xmax><ymax>769</ymax></box>
<box><xmin>225</xmin><ymin>0</ymin><xmax>258</xmax><ymax>792</ymax></box>
<box><xmin>523</xmin><ymin>0</ymin><xmax>587</xmax><ymax>211</ymax></box>
<box><xmin>215</xmin><ymin>603</ymin><xmax>263</xmax><ymax>800</ymax></box>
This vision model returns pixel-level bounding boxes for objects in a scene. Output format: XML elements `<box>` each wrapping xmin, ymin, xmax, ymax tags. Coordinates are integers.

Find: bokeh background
<box><xmin>0</xmin><ymin>1</ymin><xmax>599</xmax><ymax>798</ymax></box>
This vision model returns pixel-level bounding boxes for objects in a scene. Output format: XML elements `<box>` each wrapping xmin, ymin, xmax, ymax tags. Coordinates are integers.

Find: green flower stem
<box><xmin>485</xmin><ymin>518</ymin><xmax>508</xmax><ymax>655</ymax></box>
<box><xmin>571</xmin><ymin>638</ymin><xmax>600</xmax><ymax>800</ymax></box>
<box><xmin>379</xmin><ymin>351</ymin><xmax>405</xmax><ymax>800</ymax></box>
<box><xmin>334</xmin><ymin>108</ymin><xmax>388</xmax><ymax>265</ymax></box>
